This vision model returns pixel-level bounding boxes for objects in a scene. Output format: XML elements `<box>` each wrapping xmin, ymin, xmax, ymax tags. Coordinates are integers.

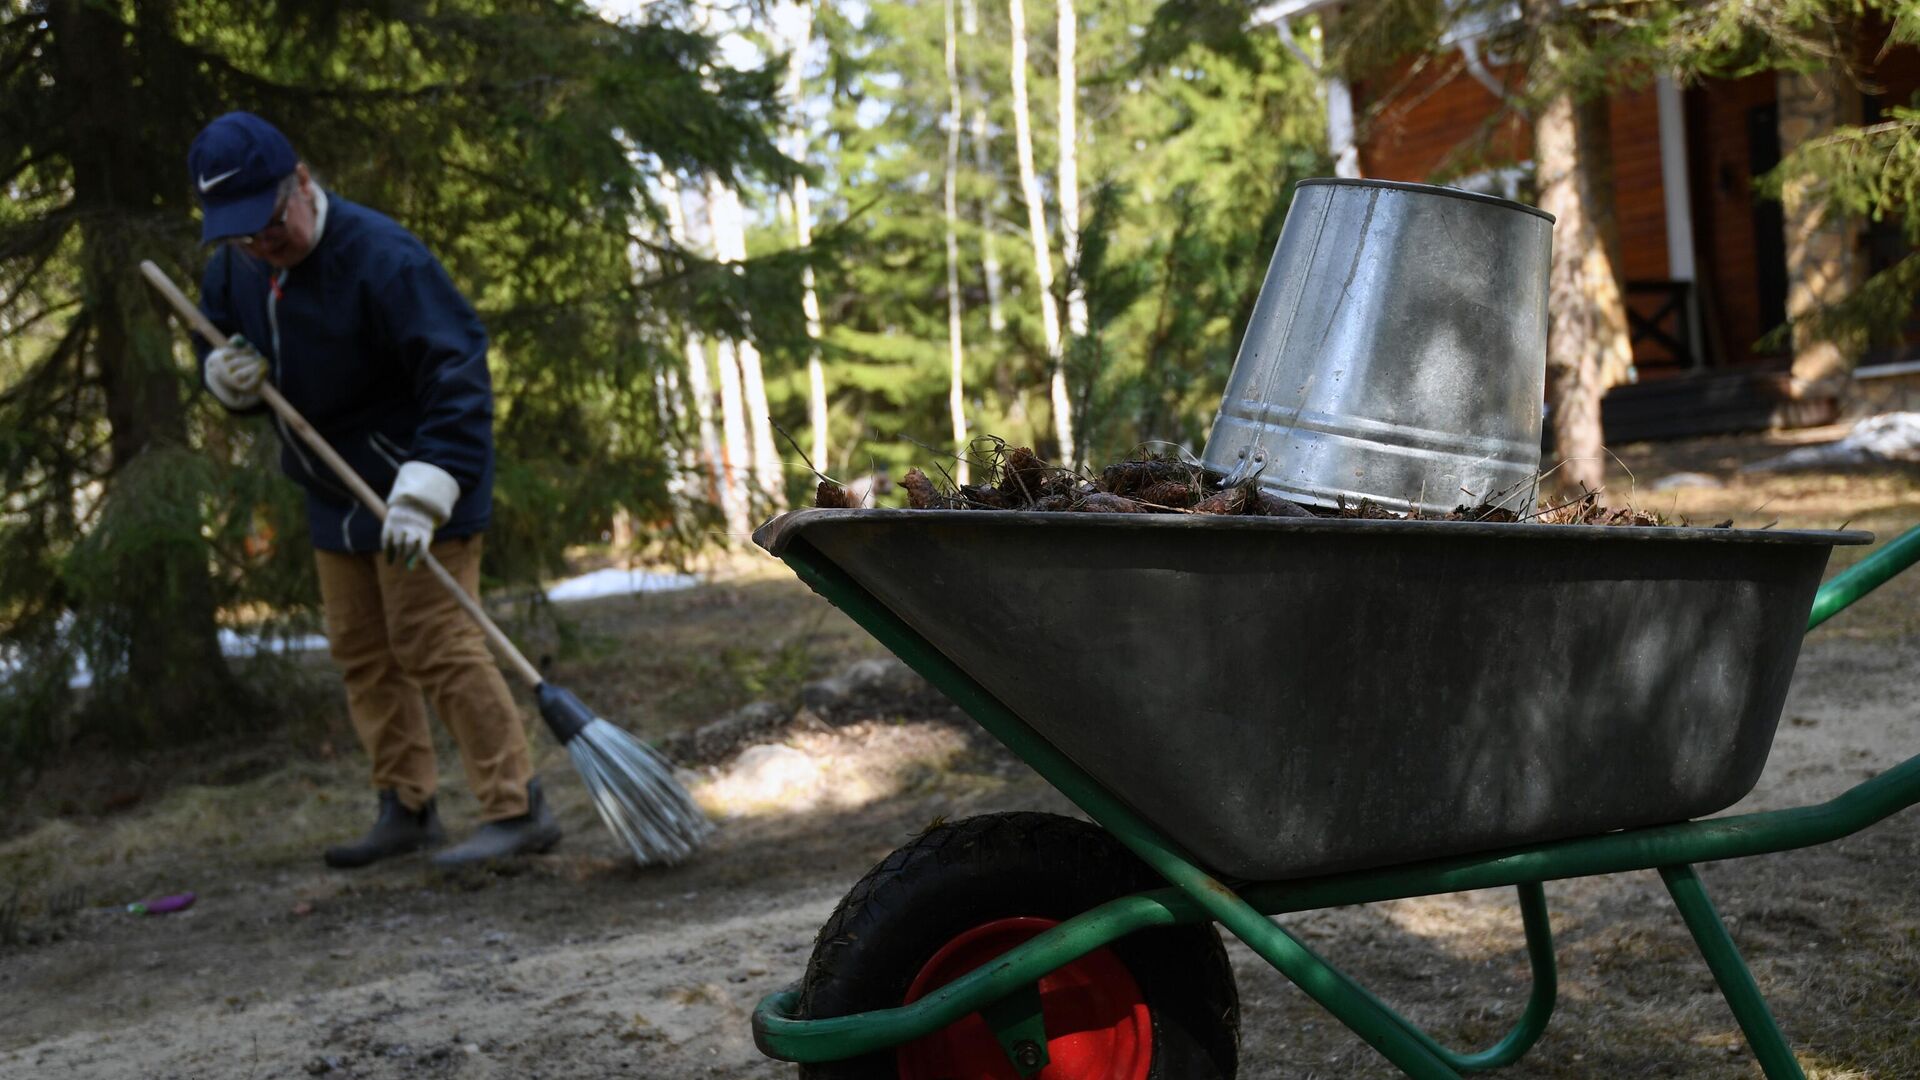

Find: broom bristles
<box><xmin>567</xmin><ymin>718</ymin><xmax>713</xmax><ymax>866</ymax></box>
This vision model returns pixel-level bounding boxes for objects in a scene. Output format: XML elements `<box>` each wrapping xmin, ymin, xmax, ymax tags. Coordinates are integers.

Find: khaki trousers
<box><xmin>315</xmin><ymin>535</ymin><xmax>531</xmax><ymax>821</ymax></box>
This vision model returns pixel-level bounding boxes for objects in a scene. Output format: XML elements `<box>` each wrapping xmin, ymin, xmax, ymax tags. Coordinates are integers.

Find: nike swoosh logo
<box><xmin>198</xmin><ymin>167</ymin><xmax>241</xmax><ymax>193</ymax></box>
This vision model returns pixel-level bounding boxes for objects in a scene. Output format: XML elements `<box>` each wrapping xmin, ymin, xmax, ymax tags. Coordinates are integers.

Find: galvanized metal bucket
<box><xmin>1203</xmin><ymin>178</ymin><xmax>1554</xmax><ymax>515</ymax></box>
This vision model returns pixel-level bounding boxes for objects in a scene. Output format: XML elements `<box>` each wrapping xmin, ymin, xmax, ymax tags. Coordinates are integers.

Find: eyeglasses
<box><xmin>233</xmin><ymin>197</ymin><xmax>294</xmax><ymax>250</ymax></box>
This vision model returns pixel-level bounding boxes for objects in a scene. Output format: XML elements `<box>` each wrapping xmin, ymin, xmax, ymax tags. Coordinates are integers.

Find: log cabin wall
<box><xmin>1355</xmin><ymin>59</ymin><xmax>1682</xmax><ymax>374</ymax></box>
<box><xmin>1345</xmin><ymin>22</ymin><xmax>1920</xmax><ymax>435</ymax></box>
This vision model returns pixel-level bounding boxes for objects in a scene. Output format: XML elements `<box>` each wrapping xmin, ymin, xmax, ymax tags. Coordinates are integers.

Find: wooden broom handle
<box><xmin>138</xmin><ymin>259</ymin><xmax>544</xmax><ymax>689</ymax></box>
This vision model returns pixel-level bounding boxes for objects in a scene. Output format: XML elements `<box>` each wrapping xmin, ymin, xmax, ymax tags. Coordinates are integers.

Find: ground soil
<box><xmin>3</xmin><ymin>430</ymin><xmax>1919</xmax><ymax>1079</ymax></box>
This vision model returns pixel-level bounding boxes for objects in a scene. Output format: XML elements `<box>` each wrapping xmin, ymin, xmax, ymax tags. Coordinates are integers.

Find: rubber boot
<box><xmin>431</xmin><ymin>778</ymin><xmax>563</xmax><ymax>868</ymax></box>
<box><xmin>323</xmin><ymin>790</ymin><xmax>446</xmax><ymax>868</ymax></box>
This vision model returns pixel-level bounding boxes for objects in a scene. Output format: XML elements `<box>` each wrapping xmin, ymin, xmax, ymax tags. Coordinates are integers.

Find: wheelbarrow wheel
<box><xmin>796</xmin><ymin>811</ymin><xmax>1239</xmax><ymax>1079</ymax></box>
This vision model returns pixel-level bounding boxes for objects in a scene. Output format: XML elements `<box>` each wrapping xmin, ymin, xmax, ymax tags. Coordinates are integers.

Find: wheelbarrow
<box><xmin>748</xmin><ymin>509</ymin><xmax>1920</xmax><ymax>1079</ymax></box>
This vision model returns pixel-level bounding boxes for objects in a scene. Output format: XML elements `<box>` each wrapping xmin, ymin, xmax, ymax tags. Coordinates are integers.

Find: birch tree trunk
<box><xmin>665</xmin><ymin>0</ymin><xmax>753</xmax><ymax>534</ymax></box>
<box><xmin>965</xmin><ymin>0</ymin><xmax>1006</xmax><ymax>335</ymax></box>
<box><xmin>653</xmin><ymin>364</ymin><xmax>692</xmax><ymax>502</ymax></box>
<box><xmin>710</xmin><ymin>335</ymin><xmax>755</xmax><ymax>537</ymax></box>
<box><xmin>662</xmin><ymin>173</ymin><xmax>732</xmax><ymax>525</ymax></box>
<box><xmin>631</xmin><ymin>222</ymin><xmax>691</xmax><ymax>519</ymax></box>
<box><xmin>643</xmin><ymin>361</ymin><xmax>693</xmax><ymax>549</ymax></box>
<box><xmin>944</xmin><ymin>0</ymin><xmax>971</xmax><ymax>483</ymax></box>
<box><xmin>1303</xmin><ymin>10</ymin><xmax>1360</xmax><ymax>178</ymax></box>
<box><xmin>784</xmin><ymin>0</ymin><xmax>831</xmax><ymax>472</ymax></box>
<box><xmin>1056</xmin><ymin>0</ymin><xmax>1087</xmax><ymax>341</ymax></box>
<box><xmin>622</xmin><ymin>144</ymin><xmax>695</xmax><ymax>532</ymax></box>
<box><xmin>972</xmin><ymin>119</ymin><xmax>1008</xmax><ymax>334</ymax></box>
<box><xmin>702</xmin><ymin>174</ymin><xmax>756</xmax><ymax>537</ymax></box>
<box><xmin>707</xmin><ymin>173</ymin><xmax>787</xmax><ymax>516</ymax></box>
<box><xmin>1008</xmin><ymin>0</ymin><xmax>1073</xmax><ymax>464</ymax></box>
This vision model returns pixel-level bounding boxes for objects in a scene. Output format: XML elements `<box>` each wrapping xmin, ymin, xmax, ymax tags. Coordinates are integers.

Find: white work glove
<box><xmin>204</xmin><ymin>337</ymin><xmax>266</xmax><ymax>410</ymax></box>
<box><xmin>381</xmin><ymin>461</ymin><xmax>459</xmax><ymax>567</ymax></box>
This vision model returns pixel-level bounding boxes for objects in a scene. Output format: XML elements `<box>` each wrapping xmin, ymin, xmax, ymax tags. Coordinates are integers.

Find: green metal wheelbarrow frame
<box><xmin>752</xmin><ymin>524</ymin><xmax>1920</xmax><ymax>1079</ymax></box>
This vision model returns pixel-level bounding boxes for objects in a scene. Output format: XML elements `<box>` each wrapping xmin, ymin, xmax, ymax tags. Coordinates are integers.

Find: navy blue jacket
<box><xmin>198</xmin><ymin>195</ymin><xmax>494</xmax><ymax>553</ymax></box>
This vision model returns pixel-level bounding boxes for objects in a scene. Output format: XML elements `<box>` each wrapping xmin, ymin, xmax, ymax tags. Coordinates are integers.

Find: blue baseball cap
<box><xmin>187</xmin><ymin>112</ymin><xmax>298</xmax><ymax>244</ymax></box>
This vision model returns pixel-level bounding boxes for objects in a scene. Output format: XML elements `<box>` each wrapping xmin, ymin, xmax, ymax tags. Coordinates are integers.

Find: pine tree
<box><xmin>0</xmin><ymin>0</ymin><xmax>797</xmax><ymax>758</ymax></box>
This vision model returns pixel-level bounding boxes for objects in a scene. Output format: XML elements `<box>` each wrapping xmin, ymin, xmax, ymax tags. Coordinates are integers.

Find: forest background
<box><xmin>1</xmin><ymin>0</ymin><xmax>1913</xmax><ymax>773</ymax></box>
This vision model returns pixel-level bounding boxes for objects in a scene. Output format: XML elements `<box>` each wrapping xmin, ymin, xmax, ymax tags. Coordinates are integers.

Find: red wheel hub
<box><xmin>895</xmin><ymin>916</ymin><xmax>1152</xmax><ymax>1080</ymax></box>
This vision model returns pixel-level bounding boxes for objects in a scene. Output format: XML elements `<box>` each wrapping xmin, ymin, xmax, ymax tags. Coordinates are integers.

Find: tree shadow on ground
<box><xmin>1232</xmin><ymin>818</ymin><xmax>1919</xmax><ymax>1078</ymax></box>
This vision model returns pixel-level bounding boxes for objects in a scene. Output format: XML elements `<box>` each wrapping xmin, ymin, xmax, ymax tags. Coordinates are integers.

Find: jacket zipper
<box><xmin>267</xmin><ymin>268</ymin><xmax>321</xmax><ymax>487</ymax></box>
<box><xmin>266</xmin><ymin>266</ymin><xmax>356</xmax><ymax>506</ymax></box>
<box><xmin>368</xmin><ymin>432</ymin><xmax>404</xmax><ymax>471</ymax></box>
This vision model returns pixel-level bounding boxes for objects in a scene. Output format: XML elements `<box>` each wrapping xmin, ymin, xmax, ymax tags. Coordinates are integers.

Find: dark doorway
<box><xmin>1746</xmin><ymin>103</ymin><xmax>1790</xmax><ymax>351</ymax></box>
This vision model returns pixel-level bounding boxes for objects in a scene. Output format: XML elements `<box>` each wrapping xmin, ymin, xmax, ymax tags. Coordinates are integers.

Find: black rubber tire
<box><xmin>795</xmin><ymin>811</ymin><xmax>1240</xmax><ymax>1079</ymax></box>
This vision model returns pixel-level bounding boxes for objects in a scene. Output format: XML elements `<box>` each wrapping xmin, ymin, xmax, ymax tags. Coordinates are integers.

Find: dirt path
<box><xmin>5</xmin><ymin>451</ymin><xmax>1920</xmax><ymax>1079</ymax></box>
<box><xmin>6</xmin><ymin>633</ymin><xmax>1917</xmax><ymax>1079</ymax></box>
<box><xmin>0</xmin><ymin>716</ymin><xmax>1058</xmax><ymax>1079</ymax></box>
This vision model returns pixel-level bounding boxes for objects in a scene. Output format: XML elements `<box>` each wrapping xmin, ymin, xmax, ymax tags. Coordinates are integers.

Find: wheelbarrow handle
<box><xmin>138</xmin><ymin>259</ymin><xmax>544</xmax><ymax>690</ymax></box>
<box><xmin>1806</xmin><ymin>523</ymin><xmax>1920</xmax><ymax>631</ymax></box>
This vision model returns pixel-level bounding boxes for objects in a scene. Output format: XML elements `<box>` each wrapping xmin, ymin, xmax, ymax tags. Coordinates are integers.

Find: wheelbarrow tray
<box><xmin>757</xmin><ymin>509</ymin><xmax>1863</xmax><ymax>880</ymax></box>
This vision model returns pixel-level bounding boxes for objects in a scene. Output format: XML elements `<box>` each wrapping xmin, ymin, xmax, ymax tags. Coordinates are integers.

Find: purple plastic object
<box><xmin>127</xmin><ymin>892</ymin><xmax>196</xmax><ymax>915</ymax></box>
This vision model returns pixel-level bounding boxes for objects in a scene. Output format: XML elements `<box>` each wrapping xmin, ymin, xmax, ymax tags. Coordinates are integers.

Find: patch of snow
<box><xmin>542</xmin><ymin>567</ymin><xmax>701</xmax><ymax>602</ymax></box>
<box><xmin>1744</xmin><ymin>412</ymin><xmax>1920</xmax><ymax>472</ymax></box>
<box><xmin>5</xmin><ymin>565</ymin><xmax>701</xmax><ymax>691</ymax></box>
<box><xmin>217</xmin><ymin>628</ymin><xmax>331</xmax><ymax>657</ymax></box>
<box><xmin>1650</xmin><ymin>471</ymin><xmax>1726</xmax><ymax>492</ymax></box>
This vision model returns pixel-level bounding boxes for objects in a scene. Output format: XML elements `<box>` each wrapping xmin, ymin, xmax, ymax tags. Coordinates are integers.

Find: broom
<box><xmin>140</xmin><ymin>260</ymin><xmax>712</xmax><ymax>866</ymax></box>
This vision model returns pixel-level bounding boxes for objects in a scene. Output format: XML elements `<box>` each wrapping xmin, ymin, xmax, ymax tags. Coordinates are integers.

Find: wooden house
<box><xmin>1259</xmin><ymin>1</ymin><xmax>1920</xmax><ymax>440</ymax></box>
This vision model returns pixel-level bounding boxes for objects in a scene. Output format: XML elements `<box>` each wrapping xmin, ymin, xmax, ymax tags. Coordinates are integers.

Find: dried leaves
<box><xmin>1530</xmin><ymin>492</ymin><xmax>1663</xmax><ymax>527</ymax></box>
<box><xmin>1444</xmin><ymin>502</ymin><xmax>1519</xmax><ymax>523</ymax></box>
<box><xmin>817</xmin><ymin>445</ymin><xmax>1315</xmax><ymax>519</ymax></box>
<box><xmin>812</xmin><ymin>442</ymin><xmax>1668</xmax><ymax>528</ymax></box>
